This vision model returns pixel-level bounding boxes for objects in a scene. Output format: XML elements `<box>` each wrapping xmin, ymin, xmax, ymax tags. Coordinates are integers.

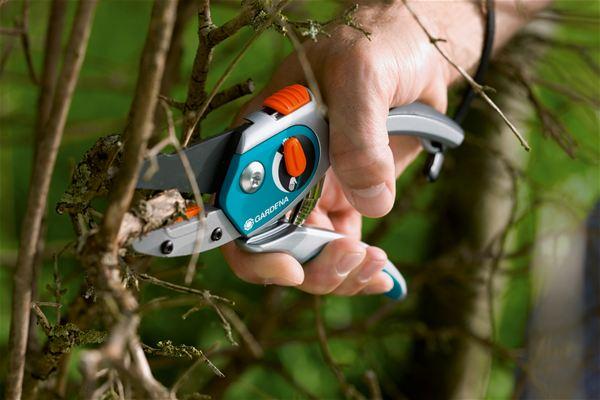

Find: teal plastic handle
<box><xmin>382</xmin><ymin>262</ymin><xmax>407</xmax><ymax>300</ymax></box>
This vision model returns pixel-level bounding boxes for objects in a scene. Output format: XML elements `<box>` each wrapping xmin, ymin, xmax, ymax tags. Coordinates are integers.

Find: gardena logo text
<box><xmin>243</xmin><ymin>196</ymin><xmax>289</xmax><ymax>231</ymax></box>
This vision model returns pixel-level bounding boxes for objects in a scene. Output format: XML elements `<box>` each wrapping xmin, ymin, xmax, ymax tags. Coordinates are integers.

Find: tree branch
<box><xmin>18</xmin><ymin>0</ymin><xmax>38</xmax><ymax>85</ymax></box>
<box><xmin>78</xmin><ymin>1</ymin><xmax>177</xmax><ymax>398</ymax></box>
<box><xmin>182</xmin><ymin>0</ymin><xmax>213</xmax><ymax>134</ymax></box>
<box><xmin>5</xmin><ymin>1</ymin><xmax>98</xmax><ymax>398</ymax></box>
<box><xmin>36</xmin><ymin>0</ymin><xmax>68</xmax><ymax>137</ymax></box>
<box><xmin>96</xmin><ymin>0</ymin><xmax>176</xmax><ymax>256</ymax></box>
<box><xmin>402</xmin><ymin>0</ymin><xmax>531</xmax><ymax>151</ymax></box>
<box><xmin>26</xmin><ymin>0</ymin><xmax>69</xmax><ymax>362</ymax></box>
<box><xmin>313</xmin><ymin>296</ymin><xmax>366</xmax><ymax>400</ymax></box>
<box><xmin>204</xmin><ymin>78</ymin><xmax>254</xmax><ymax>114</ymax></box>
<box><xmin>181</xmin><ymin>0</ymin><xmax>292</xmax><ymax>147</ymax></box>
<box><xmin>206</xmin><ymin>5</ymin><xmax>255</xmax><ymax>46</ymax></box>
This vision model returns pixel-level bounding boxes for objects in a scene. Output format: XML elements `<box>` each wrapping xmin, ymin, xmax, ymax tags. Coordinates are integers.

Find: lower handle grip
<box><xmin>237</xmin><ymin>222</ymin><xmax>407</xmax><ymax>300</ymax></box>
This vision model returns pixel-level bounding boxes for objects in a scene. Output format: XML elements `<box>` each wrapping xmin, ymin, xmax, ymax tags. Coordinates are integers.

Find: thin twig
<box><xmin>5</xmin><ymin>1</ymin><xmax>98</xmax><ymax>398</ymax></box>
<box><xmin>402</xmin><ymin>0</ymin><xmax>531</xmax><ymax>151</ymax></box>
<box><xmin>283</xmin><ymin>22</ymin><xmax>326</xmax><ymax>116</ymax></box>
<box><xmin>95</xmin><ymin>0</ymin><xmax>177</xmax><ymax>254</ymax></box>
<box><xmin>0</xmin><ymin>35</ymin><xmax>17</xmax><ymax>76</ymax></box>
<box><xmin>364</xmin><ymin>370</ymin><xmax>383</xmax><ymax>400</ymax></box>
<box><xmin>18</xmin><ymin>0</ymin><xmax>38</xmax><ymax>85</ymax></box>
<box><xmin>143</xmin><ymin>341</ymin><xmax>224</xmax><ymax>378</ymax></box>
<box><xmin>204</xmin><ymin>78</ymin><xmax>255</xmax><ymax>114</ymax></box>
<box><xmin>31</xmin><ymin>303</ymin><xmax>52</xmax><ymax>336</ymax></box>
<box><xmin>160</xmin><ymin>78</ymin><xmax>254</xmax><ymax>113</ymax></box>
<box><xmin>313</xmin><ymin>296</ymin><xmax>366</xmax><ymax>400</ymax></box>
<box><xmin>182</xmin><ymin>29</ymin><xmax>263</xmax><ymax>147</ymax></box>
<box><xmin>182</xmin><ymin>1</ymin><xmax>258</xmax><ymax>136</ymax></box>
<box><xmin>78</xmin><ymin>1</ymin><xmax>177</xmax><ymax>398</ymax></box>
<box><xmin>136</xmin><ymin>272</ymin><xmax>237</xmax><ymax>345</ymax></box>
<box><xmin>222</xmin><ymin>306</ymin><xmax>264</xmax><ymax>358</ymax></box>
<box><xmin>36</xmin><ymin>0</ymin><xmax>68</xmax><ymax>138</ymax></box>
<box><xmin>136</xmin><ymin>272</ymin><xmax>229</xmax><ymax>303</ymax></box>
<box><xmin>158</xmin><ymin>100</ymin><xmax>206</xmax><ymax>285</ymax></box>
<box><xmin>182</xmin><ymin>0</ymin><xmax>291</xmax><ymax>146</ymax></box>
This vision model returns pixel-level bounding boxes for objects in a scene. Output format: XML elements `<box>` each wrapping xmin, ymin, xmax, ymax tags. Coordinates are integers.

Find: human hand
<box><xmin>222</xmin><ymin>3</ymin><xmax>451</xmax><ymax>295</ymax></box>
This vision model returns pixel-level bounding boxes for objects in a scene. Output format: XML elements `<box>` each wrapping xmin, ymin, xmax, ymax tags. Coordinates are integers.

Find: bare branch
<box><xmin>313</xmin><ymin>296</ymin><xmax>366</xmax><ymax>400</ymax></box>
<box><xmin>5</xmin><ymin>1</ymin><xmax>98</xmax><ymax>398</ymax></box>
<box><xmin>206</xmin><ymin>5</ymin><xmax>255</xmax><ymax>46</ymax></box>
<box><xmin>182</xmin><ymin>29</ymin><xmax>263</xmax><ymax>146</ymax></box>
<box><xmin>283</xmin><ymin>23</ymin><xmax>326</xmax><ymax>115</ymax></box>
<box><xmin>152</xmin><ymin>0</ymin><xmax>197</xmax><ymax>140</ymax></box>
<box><xmin>402</xmin><ymin>0</ymin><xmax>531</xmax><ymax>151</ymax></box>
<box><xmin>182</xmin><ymin>0</ymin><xmax>290</xmax><ymax>145</ymax></box>
<box><xmin>221</xmin><ymin>306</ymin><xmax>263</xmax><ymax>358</ymax></box>
<box><xmin>159</xmin><ymin>0</ymin><xmax>197</xmax><ymax>96</ymax></box>
<box><xmin>205</xmin><ymin>78</ymin><xmax>255</xmax><ymax>114</ymax></box>
<box><xmin>96</xmin><ymin>0</ymin><xmax>177</xmax><ymax>254</ymax></box>
<box><xmin>136</xmin><ymin>272</ymin><xmax>231</xmax><ymax>304</ymax></box>
<box><xmin>160</xmin><ymin>78</ymin><xmax>254</xmax><ymax>114</ymax></box>
<box><xmin>136</xmin><ymin>272</ymin><xmax>237</xmax><ymax>345</ymax></box>
<box><xmin>143</xmin><ymin>340</ymin><xmax>224</xmax><ymax>378</ymax></box>
<box><xmin>182</xmin><ymin>0</ymin><xmax>213</xmax><ymax>134</ymax></box>
<box><xmin>0</xmin><ymin>34</ymin><xmax>17</xmax><ymax>75</ymax></box>
<box><xmin>158</xmin><ymin>100</ymin><xmax>205</xmax><ymax>285</ymax></box>
<box><xmin>36</xmin><ymin>0</ymin><xmax>68</xmax><ymax>136</ymax></box>
<box><xmin>158</xmin><ymin>94</ymin><xmax>185</xmax><ymax>110</ymax></box>
<box><xmin>77</xmin><ymin>2</ymin><xmax>177</xmax><ymax>398</ymax></box>
<box><xmin>364</xmin><ymin>370</ymin><xmax>382</xmax><ymax>400</ymax></box>
<box><xmin>116</xmin><ymin>189</ymin><xmax>186</xmax><ymax>246</ymax></box>
<box><xmin>31</xmin><ymin>303</ymin><xmax>52</xmax><ymax>336</ymax></box>
<box><xmin>18</xmin><ymin>0</ymin><xmax>38</xmax><ymax>85</ymax></box>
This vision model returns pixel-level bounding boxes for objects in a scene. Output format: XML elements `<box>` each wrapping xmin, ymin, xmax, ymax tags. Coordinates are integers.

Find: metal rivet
<box><xmin>240</xmin><ymin>161</ymin><xmax>265</xmax><ymax>193</ymax></box>
<box><xmin>160</xmin><ymin>240</ymin><xmax>174</xmax><ymax>254</ymax></box>
<box><xmin>211</xmin><ymin>228</ymin><xmax>223</xmax><ymax>241</ymax></box>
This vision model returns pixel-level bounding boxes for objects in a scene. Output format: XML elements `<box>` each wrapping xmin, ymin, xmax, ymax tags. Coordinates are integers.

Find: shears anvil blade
<box><xmin>136</xmin><ymin>129</ymin><xmax>240</xmax><ymax>193</ymax></box>
<box><xmin>132</xmin><ymin>206</ymin><xmax>241</xmax><ymax>257</ymax></box>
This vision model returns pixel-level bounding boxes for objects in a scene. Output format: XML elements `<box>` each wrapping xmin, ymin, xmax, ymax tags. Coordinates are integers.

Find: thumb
<box><xmin>327</xmin><ymin>88</ymin><xmax>396</xmax><ymax>218</ymax></box>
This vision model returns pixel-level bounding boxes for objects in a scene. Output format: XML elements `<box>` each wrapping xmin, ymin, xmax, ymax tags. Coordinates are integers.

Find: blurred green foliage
<box><xmin>0</xmin><ymin>0</ymin><xmax>598</xmax><ymax>398</ymax></box>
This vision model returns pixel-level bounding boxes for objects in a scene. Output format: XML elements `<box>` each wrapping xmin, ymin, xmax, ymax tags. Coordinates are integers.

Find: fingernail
<box><xmin>381</xmin><ymin>273</ymin><xmax>395</xmax><ymax>291</ymax></box>
<box><xmin>357</xmin><ymin>259</ymin><xmax>386</xmax><ymax>283</ymax></box>
<box><xmin>336</xmin><ymin>251</ymin><xmax>364</xmax><ymax>277</ymax></box>
<box><xmin>263</xmin><ymin>276</ymin><xmax>303</xmax><ymax>286</ymax></box>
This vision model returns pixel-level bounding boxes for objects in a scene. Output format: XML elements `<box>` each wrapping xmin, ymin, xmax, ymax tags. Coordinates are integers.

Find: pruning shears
<box><xmin>133</xmin><ymin>84</ymin><xmax>464</xmax><ymax>300</ymax></box>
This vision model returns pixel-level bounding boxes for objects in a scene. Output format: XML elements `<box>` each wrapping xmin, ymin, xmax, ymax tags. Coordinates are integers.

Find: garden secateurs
<box><xmin>133</xmin><ymin>84</ymin><xmax>464</xmax><ymax>300</ymax></box>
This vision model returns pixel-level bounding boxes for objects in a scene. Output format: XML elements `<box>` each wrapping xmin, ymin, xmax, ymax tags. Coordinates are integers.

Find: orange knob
<box><xmin>283</xmin><ymin>137</ymin><xmax>307</xmax><ymax>177</ymax></box>
<box><xmin>263</xmin><ymin>84</ymin><xmax>310</xmax><ymax>115</ymax></box>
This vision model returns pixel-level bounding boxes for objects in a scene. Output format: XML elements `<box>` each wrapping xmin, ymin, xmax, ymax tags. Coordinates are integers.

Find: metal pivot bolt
<box><xmin>160</xmin><ymin>240</ymin><xmax>174</xmax><ymax>254</ymax></box>
<box><xmin>211</xmin><ymin>228</ymin><xmax>222</xmax><ymax>241</ymax></box>
<box><xmin>240</xmin><ymin>161</ymin><xmax>265</xmax><ymax>193</ymax></box>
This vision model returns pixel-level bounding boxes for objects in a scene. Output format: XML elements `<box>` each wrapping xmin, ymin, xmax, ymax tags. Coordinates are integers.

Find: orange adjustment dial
<box><xmin>283</xmin><ymin>137</ymin><xmax>307</xmax><ymax>177</ymax></box>
<box><xmin>263</xmin><ymin>84</ymin><xmax>310</xmax><ymax>115</ymax></box>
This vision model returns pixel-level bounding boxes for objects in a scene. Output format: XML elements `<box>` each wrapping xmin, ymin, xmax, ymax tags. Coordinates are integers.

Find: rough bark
<box><xmin>78</xmin><ymin>1</ymin><xmax>177</xmax><ymax>397</ymax></box>
<box><xmin>5</xmin><ymin>1</ymin><xmax>98</xmax><ymax>398</ymax></box>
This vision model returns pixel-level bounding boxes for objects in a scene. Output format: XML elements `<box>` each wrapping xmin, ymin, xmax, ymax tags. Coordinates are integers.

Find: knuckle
<box><xmin>323</xmin><ymin>41</ymin><xmax>384</xmax><ymax>89</ymax></box>
<box><xmin>331</xmin><ymin>144</ymin><xmax>394</xmax><ymax>189</ymax></box>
